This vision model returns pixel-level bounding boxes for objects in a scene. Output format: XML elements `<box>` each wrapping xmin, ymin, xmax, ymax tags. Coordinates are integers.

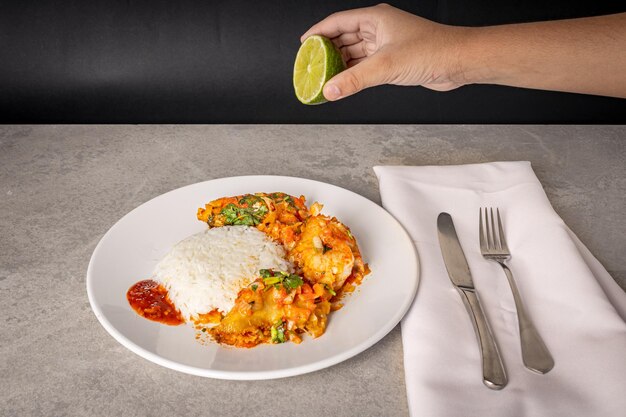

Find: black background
<box><xmin>1</xmin><ymin>0</ymin><xmax>625</xmax><ymax>123</ymax></box>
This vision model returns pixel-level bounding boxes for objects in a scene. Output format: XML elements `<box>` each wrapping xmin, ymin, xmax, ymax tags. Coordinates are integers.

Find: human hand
<box><xmin>300</xmin><ymin>3</ymin><xmax>469</xmax><ymax>101</ymax></box>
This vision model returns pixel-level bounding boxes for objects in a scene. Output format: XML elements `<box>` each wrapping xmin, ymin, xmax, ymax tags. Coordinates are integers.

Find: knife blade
<box><xmin>437</xmin><ymin>212</ymin><xmax>507</xmax><ymax>390</ymax></box>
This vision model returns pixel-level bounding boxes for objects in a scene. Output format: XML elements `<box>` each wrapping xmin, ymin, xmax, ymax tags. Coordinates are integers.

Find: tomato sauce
<box><xmin>126</xmin><ymin>279</ymin><xmax>184</xmax><ymax>325</ymax></box>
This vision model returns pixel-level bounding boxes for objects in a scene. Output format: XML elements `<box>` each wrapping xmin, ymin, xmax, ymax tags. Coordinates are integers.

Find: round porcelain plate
<box><xmin>86</xmin><ymin>176</ymin><xmax>419</xmax><ymax>380</ymax></box>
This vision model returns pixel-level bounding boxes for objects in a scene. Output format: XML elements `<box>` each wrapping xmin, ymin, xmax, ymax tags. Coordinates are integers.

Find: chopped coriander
<box><xmin>269</xmin><ymin>192</ymin><xmax>296</xmax><ymax>207</ymax></box>
<box><xmin>283</xmin><ymin>274</ymin><xmax>304</xmax><ymax>290</ymax></box>
<box><xmin>251</xmin><ymin>284</ymin><xmax>258</xmax><ymax>291</ymax></box>
<box><xmin>238</xmin><ymin>194</ymin><xmax>263</xmax><ymax>207</ymax></box>
<box><xmin>220</xmin><ymin>201</ymin><xmax>268</xmax><ymax>226</ymax></box>
<box><xmin>259</xmin><ymin>270</ymin><xmax>304</xmax><ymax>291</ymax></box>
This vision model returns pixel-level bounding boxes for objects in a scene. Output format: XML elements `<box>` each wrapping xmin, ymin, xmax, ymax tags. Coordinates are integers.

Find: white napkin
<box><xmin>374</xmin><ymin>162</ymin><xmax>626</xmax><ymax>417</ymax></box>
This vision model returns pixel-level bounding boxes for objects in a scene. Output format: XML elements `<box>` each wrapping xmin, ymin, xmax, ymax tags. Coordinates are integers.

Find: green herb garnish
<box><xmin>238</xmin><ymin>194</ymin><xmax>263</xmax><ymax>207</ymax></box>
<box><xmin>220</xmin><ymin>200</ymin><xmax>268</xmax><ymax>226</ymax></box>
<box><xmin>283</xmin><ymin>274</ymin><xmax>304</xmax><ymax>290</ymax></box>
<box><xmin>271</xmin><ymin>321</ymin><xmax>286</xmax><ymax>343</ymax></box>
<box><xmin>325</xmin><ymin>284</ymin><xmax>337</xmax><ymax>296</ymax></box>
<box><xmin>269</xmin><ymin>192</ymin><xmax>295</xmax><ymax>207</ymax></box>
<box><xmin>263</xmin><ymin>276</ymin><xmax>282</xmax><ymax>286</ymax></box>
<box><xmin>259</xmin><ymin>269</ymin><xmax>304</xmax><ymax>291</ymax></box>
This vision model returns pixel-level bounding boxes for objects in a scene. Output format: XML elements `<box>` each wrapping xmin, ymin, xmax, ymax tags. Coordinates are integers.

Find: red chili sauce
<box><xmin>126</xmin><ymin>279</ymin><xmax>184</xmax><ymax>325</ymax></box>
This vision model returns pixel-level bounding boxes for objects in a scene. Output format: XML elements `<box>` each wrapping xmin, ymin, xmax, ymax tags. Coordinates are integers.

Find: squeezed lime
<box><xmin>293</xmin><ymin>35</ymin><xmax>346</xmax><ymax>105</ymax></box>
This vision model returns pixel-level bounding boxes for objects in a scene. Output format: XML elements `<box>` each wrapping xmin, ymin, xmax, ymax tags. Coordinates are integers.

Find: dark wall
<box><xmin>1</xmin><ymin>0</ymin><xmax>625</xmax><ymax>123</ymax></box>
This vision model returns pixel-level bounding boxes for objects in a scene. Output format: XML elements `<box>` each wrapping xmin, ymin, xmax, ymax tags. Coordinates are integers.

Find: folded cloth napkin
<box><xmin>374</xmin><ymin>162</ymin><xmax>626</xmax><ymax>417</ymax></box>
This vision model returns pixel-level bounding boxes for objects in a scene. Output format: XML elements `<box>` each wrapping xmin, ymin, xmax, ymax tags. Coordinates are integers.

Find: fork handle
<box><xmin>458</xmin><ymin>288</ymin><xmax>507</xmax><ymax>390</ymax></box>
<box><xmin>498</xmin><ymin>262</ymin><xmax>555</xmax><ymax>374</ymax></box>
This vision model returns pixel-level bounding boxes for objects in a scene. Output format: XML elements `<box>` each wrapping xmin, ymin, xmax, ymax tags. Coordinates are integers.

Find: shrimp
<box><xmin>289</xmin><ymin>211</ymin><xmax>359</xmax><ymax>291</ymax></box>
<box><xmin>198</xmin><ymin>194</ymin><xmax>368</xmax><ymax>293</ymax></box>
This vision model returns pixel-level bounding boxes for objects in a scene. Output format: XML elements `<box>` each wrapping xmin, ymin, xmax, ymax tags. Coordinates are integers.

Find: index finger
<box><xmin>300</xmin><ymin>6</ymin><xmax>375</xmax><ymax>42</ymax></box>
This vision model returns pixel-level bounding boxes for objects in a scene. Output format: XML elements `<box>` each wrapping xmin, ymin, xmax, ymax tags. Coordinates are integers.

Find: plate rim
<box><xmin>86</xmin><ymin>175</ymin><xmax>419</xmax><ymax>380</ymax></box>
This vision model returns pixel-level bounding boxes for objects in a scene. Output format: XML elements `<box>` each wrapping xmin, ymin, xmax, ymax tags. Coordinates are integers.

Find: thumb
<box><xmin>323</xmin><ymin>53</ymin><xmax>391</xmax><ymax>101</ymax></box>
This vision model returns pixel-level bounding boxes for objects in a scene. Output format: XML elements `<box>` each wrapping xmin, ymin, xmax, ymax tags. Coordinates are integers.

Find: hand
<box><xmin>303</xmin><ymin>5</ymin><xmax>626</xmax><ymax>100</ymax></box>
<box><xmin>301</xmin><ymin>3</ymin><xmax>469</xmax><ymax>101</ymax></box>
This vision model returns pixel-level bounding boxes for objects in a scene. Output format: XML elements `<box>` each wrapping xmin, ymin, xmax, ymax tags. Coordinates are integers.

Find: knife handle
<box><xmin>458</xmin><ymin>288</ymin><xmax>507</xmax><ymax>390</ymax></box>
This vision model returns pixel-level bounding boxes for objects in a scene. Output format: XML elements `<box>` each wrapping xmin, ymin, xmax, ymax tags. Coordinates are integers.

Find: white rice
<box><xmin>153</xmin><ymin>226</ymin><xmax>293</xmax><ymax>320</ymax></box>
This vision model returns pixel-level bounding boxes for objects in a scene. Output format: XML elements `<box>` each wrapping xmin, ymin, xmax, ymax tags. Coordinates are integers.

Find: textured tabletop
<box><xmin>1</xmin><ymin>125</ymin><xmax>624</xmax><ymax>417</ymax></box>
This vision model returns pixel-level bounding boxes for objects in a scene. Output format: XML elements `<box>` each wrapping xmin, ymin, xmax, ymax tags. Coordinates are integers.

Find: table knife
<box><xmin>437</xmin><ymin>212</ymin><xmax>507</xmax><ymax>390</ymax></box>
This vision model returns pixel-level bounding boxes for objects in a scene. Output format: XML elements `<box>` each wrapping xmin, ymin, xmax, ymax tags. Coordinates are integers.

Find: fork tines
<box><xmin>479</xmin><ymin>207</ymin><xmax>508</xmax><ymax>254</ymax></box>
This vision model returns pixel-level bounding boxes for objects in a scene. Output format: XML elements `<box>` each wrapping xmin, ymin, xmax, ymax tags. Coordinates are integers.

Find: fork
<box><xmin>479</xmin><ymin>208</ymin><xmax>554</xmax><ymax>374</ymax></box>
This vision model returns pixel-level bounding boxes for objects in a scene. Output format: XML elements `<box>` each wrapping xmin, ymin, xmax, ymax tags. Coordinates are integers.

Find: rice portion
<box><xmin>153</xmin><ymin>226</ymin><xmax>293</xmax><ymax>320</ymax></box>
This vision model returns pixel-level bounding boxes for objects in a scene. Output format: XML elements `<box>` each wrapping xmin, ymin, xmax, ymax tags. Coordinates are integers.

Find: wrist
<box><xmin>451</xmin><ymin>26</ymin><xmax>503</xmax><ymax>87</ymax></box>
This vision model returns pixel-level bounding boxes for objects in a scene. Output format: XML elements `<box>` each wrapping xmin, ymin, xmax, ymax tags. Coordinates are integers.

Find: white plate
<box><xmin>87</xmin><ymin>176</ymin><xmax>419</xmax><ymax>380</ymax></box>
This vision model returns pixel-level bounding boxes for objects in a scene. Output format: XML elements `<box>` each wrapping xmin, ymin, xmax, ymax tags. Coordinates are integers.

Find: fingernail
<box><xmin>324</xmin><ymin>83</ymin><xmax>341</xmax><ymax>100</ymax></box>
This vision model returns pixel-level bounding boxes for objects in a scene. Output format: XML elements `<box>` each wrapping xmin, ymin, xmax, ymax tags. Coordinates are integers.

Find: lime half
<box><xmin>293</xmin><ymin>35</ymin><xmax>346</xmax><ymax>105</ymax></box>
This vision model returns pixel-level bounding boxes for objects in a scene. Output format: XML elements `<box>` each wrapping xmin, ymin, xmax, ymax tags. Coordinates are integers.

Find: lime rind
<box><xmin>293</xmin><ymin>35</ymin><xmax>346</xmax><ymax>105</ymax></box>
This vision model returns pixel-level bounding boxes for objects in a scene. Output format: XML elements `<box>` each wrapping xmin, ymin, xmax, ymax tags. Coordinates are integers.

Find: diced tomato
<box><xmin>298</xmin><ymin>283</ymin><xmax>317</xmax><ymax>300</ymax></box>
<box><xmin>273</xmin><ymin>286</ymin><xmax>288</xmax><ymax>306</ymax></box>
<box><xmin>312</xmin><ymin>283</ymin><xmax>325</xmax><ymax>298</ymax></box>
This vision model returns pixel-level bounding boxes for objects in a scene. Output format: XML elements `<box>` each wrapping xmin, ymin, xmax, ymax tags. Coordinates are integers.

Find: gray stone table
<box><xmin>1</xmin><ymin>125</ymin><xmax>624</xmax><ymax>417</ymax></box>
